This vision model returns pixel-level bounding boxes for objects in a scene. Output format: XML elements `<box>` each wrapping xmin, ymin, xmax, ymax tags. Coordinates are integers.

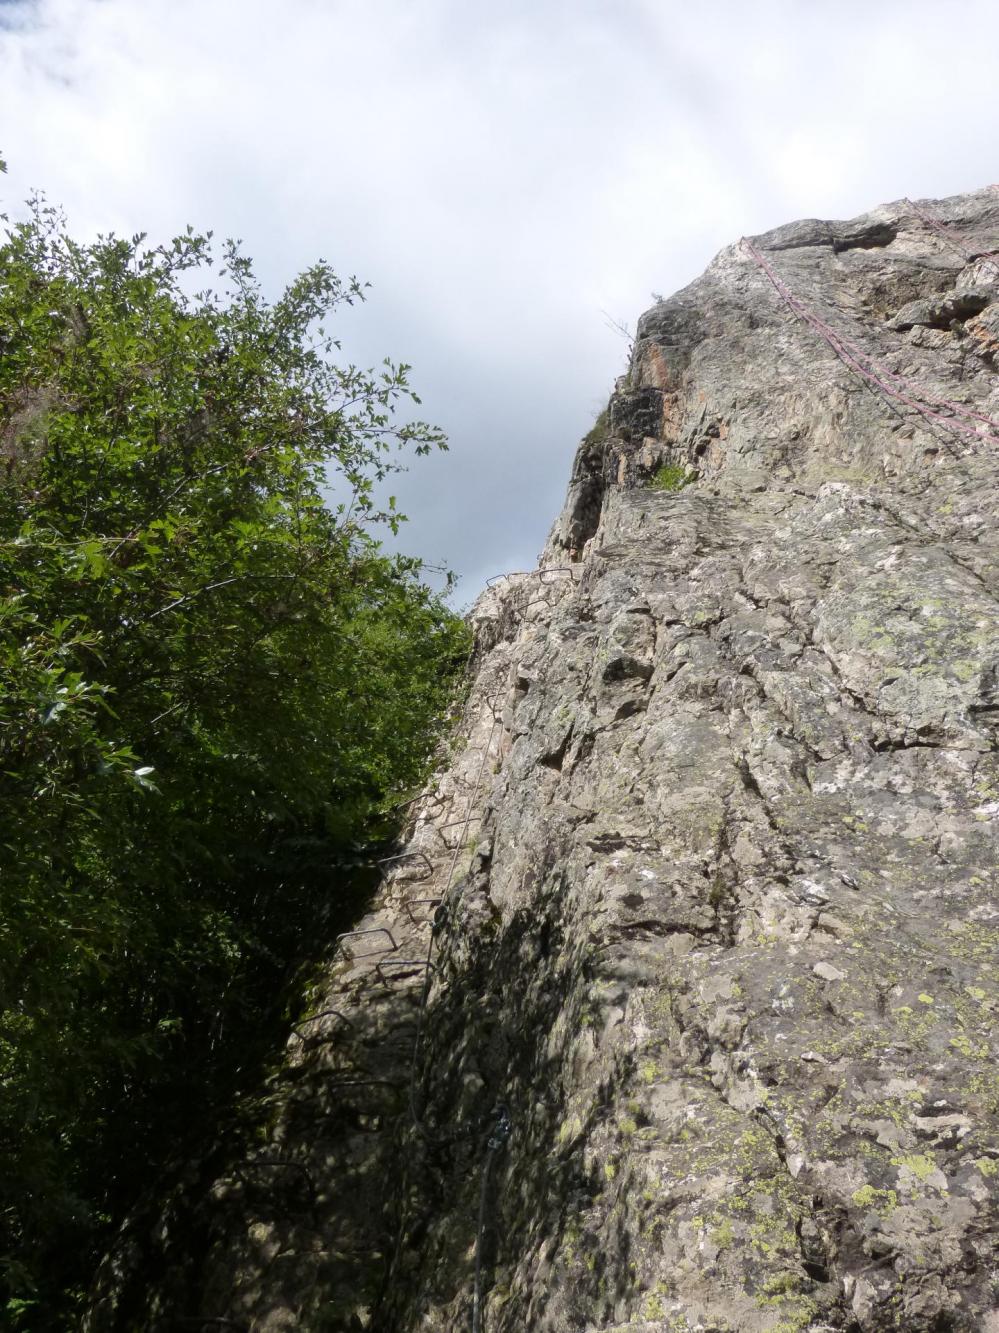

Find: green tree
<box><xmin>0</xmin><ymin>174</ymin><xmax>469</xmax><ymax>1323</ymax></box>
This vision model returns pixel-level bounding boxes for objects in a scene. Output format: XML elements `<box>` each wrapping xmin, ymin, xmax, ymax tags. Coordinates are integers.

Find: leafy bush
<box><xmin>0</xmin><ymin>176</ymin><xmax>469</xmax><ymax>1323</ymax></box>
<box><xmin>649</xmin><ymin>462</ymin><xmax>693</xmax><ymax>492</ymax></box>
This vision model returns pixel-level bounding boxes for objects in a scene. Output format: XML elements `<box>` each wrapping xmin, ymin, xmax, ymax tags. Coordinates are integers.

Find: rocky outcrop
<box><xmin>90</xmin><ymin>188</ymin><xmax>999</xmax><ymax>1330</ymax></box>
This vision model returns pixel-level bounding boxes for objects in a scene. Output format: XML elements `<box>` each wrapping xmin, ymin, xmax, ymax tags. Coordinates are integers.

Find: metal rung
<box><xmin>326</xmin><ymin>1077</ymin><xmax>405</xmax><ymax>1091</ymax></box>
<box><xmin>234</xmin><ymin>1159</ymin><xmax>316</xmax><ymax>1202</ymax></box>
<box><xmin>374</xmin><ymin>957</ymin><xmax>436</xmax><ymax>984</ymax></box>
<box><xmin>334</xmin><ymin>927</ymin><xmax>398</xmax><ymax>960</ymax></box>
<box><xmin>485</xmin><ymin>566</ymin><xmax>578</xmax><ymax>588</ymax></box>
<box><xmin>403</xmin><ymin>896</ymin><xmax>442</xmax><ymax>926</ymax></box>
<box><xmin>377</xmin><ymin>850</ymin><xmax>434</xmax><ymax>881</ymax></box>
<box><xmin>292</xmin><ymin>1008</ymin><xmax>355</xmax><ymax>1041</ymax></box>
<box><xmin>393</xmin><ymin>791</ymin><xmax>429</xmax><ymax>810</ymax></box>
<box><xmin>436</xmin><ymin>814</ymin><xmax>484</xmax><ymax>832</ymax></box>
<box><xmin>169</xmin><ymin>1320</ymin><xmax>247</xmax><ymax>1331</ymax></box>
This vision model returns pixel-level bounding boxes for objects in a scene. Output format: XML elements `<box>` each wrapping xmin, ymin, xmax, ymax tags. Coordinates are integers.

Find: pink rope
<box><xmin>787</xmin><ymin>283</ymin><xmax>999</xmax><ymax>432</ymax></box>
<box><xmin>906</xmin><ymin>197</ymin><xmax>999</xmax><ymax>278</ymax></box>
<box><xmin>741</xmin><ymin>237</ymin><xmax>999</xmax><ymax>451</ymax></box>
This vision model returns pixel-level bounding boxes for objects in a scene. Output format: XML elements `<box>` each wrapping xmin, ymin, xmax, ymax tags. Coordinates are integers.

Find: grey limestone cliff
<box><xmin>90</xmin><ymin>187</ymin><xmax>999</xmax><ymax>1331</ymax></box>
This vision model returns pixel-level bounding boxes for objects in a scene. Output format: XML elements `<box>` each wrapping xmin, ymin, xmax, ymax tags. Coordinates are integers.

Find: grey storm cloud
<box><xmin>2</xmin><ymin>0</ymin><xmax>999</xmax><ymax>603</ymax></box>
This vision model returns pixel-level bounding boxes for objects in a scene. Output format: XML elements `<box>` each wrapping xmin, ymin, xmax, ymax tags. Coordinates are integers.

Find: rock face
<box><xmin>90</xmin><ymin>189</ymin><xmax>999</xmax><ymax>1331</ymax></box>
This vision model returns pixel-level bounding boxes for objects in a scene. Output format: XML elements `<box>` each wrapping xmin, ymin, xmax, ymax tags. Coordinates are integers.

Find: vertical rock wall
<box><xmin>92</xmin><ymin>188</ymin><xmax>999</xmax><ymax>1331</ymax></box>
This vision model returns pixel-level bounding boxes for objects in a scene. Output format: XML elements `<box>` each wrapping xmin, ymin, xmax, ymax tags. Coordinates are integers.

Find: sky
<box><xmin>2</xmin><ymin>0</ymin><xmax>998</xmax><ymax>604</ymax></box>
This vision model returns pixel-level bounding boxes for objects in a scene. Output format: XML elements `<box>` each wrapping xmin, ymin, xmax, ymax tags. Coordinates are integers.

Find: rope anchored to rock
<box><xmin>905</xmin><ymin>196</ymin><xmax>999</xmax><ymax>279</ymax></box>
<box><xmin>741</xmin><ymin>236</ymin><xmax>999</xmax><ymax>452</ymax></box>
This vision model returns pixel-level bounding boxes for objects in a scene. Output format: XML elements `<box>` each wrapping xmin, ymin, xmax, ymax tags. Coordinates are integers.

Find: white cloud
<box><xmin>2</xmin><ymin>0</ymin><xmax>998</xmax><ymax>597</ymax></box>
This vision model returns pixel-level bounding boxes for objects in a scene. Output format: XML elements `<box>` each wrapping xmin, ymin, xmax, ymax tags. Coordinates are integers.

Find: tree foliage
<box><xmin>0</xmin><ymin>172</ymin><xmax>469</xmax><ymax>1323</ymax></box>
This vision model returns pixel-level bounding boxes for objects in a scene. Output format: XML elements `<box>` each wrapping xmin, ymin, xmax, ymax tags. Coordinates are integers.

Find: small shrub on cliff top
<box><xmin>650</xmin><ymin>462</ymin><xmax>693</xmax><ymax>492</ymax></box>
<box><xmin>582</xmin><ymin>406</ymin><xmax>610</xmax><ymax>448</ymax></box>
<box><xmin>0</xmin><ymin>166</ymin><xmax>468</xmax><ymax>1324</ymax></box>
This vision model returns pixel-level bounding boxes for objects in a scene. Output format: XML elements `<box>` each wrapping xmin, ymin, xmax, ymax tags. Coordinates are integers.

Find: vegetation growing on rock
<box><xmin>649</xmin><ymin>462</ymin><xmax>693</xmax><ymax>492</ymax></box>
<box><xmin>0</xmin><ymin>163</ymin><xmax>468</xmax><ymax>1325</ymax></box>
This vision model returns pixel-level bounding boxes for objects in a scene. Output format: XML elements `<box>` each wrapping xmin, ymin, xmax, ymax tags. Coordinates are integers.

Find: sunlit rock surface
<box><xmin>89</xmin><ymin>188</ymin><xmax>999</xmax><ymax>1331</ymax></box>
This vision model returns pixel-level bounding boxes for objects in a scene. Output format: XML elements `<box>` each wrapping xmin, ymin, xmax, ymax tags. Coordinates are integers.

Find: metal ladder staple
<box><xmin>381</xmin><ymin>698</ymin><xmax>507</xmax><ymax>1324</ymax></box>
<box><xmin>406</xmin><ymin>700</ymin><xmax>505</xmax><ymax>1136</ymax></box>
<box><xmin>333</xmin><ymin>927</ymin><xmax>399</xmax><ymax>961</ymax></box>
<box><xmin>485</xmin><ymin>566</ymin><xmax>579</xmax><ymax>589</ymax></box>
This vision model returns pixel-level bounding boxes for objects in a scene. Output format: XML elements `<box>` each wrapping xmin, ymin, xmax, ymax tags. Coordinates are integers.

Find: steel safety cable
<box><xmin>743</xmin><ymin>236</ymin><xmax>999</xmax><ymax>439</ymax></box>
<box><xmin>383</xmin><ymin>700</ymin><xmax>504</xmax><ymax>1318</ymax></box>
<box><xmin>788</xmin><ymin>278</ymin><xmax>999</xmax><ymax>436</ymax></box>
<box><xmin>742</xmin><ymin>237</ymin><xmax>969</xmax><ymax>439</ymax></box>
<box><xmin>741</xmin><ymin>238</ymin><xmax>999</xmax><ymax>450</ymax></box>
<box><xmin>405</xmin><ymin>702</ymin><xmax>504</xmax><ymax>1138</ymax></box>
<box><xmin>905</xmin><ymin>197</ymin><xmax>999</xmax><ymax>277</ymax></box>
